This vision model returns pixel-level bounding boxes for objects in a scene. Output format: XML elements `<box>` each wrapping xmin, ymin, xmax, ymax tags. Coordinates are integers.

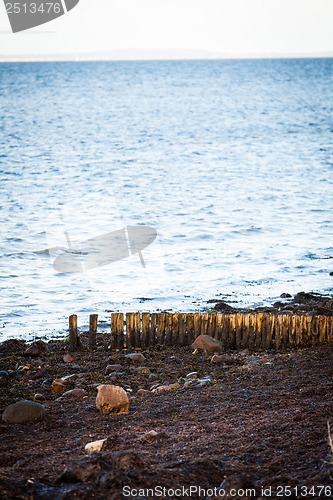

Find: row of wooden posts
<box><xmin>68</xmin><ymin>312</ymin><xmax>333</xmax><ymax>351</ymax></box>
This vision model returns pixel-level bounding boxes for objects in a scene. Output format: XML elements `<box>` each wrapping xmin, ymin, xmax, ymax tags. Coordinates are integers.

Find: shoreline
<box><xmin>0</xmin><ymin>330</ymin><xmax>332</xmax><ymax>498</ymax></box>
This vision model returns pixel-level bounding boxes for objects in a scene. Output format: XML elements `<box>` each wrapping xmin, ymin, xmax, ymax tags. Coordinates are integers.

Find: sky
<box><xmin>0</xmin><ymin>0</ymin><xmax>333</xmax><ymax>59</ymax></box>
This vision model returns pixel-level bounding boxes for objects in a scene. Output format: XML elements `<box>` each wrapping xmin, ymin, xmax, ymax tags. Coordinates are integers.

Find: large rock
<box><xmin>2</xmin><ymin>400</ymin><xmax>45</xmax><ymax>424</ymax></box>
<box><xmin>191</xmin><ymin>334</ymin><xmax>223</xmax><ymax>353</ymax></box>
<box><xmin>96</xmin><ymin>384</ymin><xmax>129</xmax><ymax>415</ymax></box>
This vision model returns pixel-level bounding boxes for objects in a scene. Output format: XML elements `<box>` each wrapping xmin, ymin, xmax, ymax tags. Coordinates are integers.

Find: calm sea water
<box><xmin>0</xmin><ymin>59</ymin><xmax>332</xmax><ymax>340</ymax></box>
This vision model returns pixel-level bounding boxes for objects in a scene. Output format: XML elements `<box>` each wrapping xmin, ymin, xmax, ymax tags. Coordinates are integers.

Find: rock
<box><xmin>184</xmin><ymin>376</ymin><xmax>212</xmax><ymax>389</ymax></box>
<box><xmin>85</xmin><ymin>438</ymin><xmax>108</xmax><ymax>453</ymax></box>
<box><xmin>186</xmin><ymin>372</ymin><xmax>198</xmax><ymax>379</ymax></box>
<box><xmin>51</xmin><ymin>379</ymin><xmax>67</xmax><ymax>394</ymax></box>
<box><xmin>63</xmin><ymin>353</ymin><xmax>75</xmax><ymax>363</ymax></box>
<box><xmin>130</xmin><ymin>366</ymin><xmax>150</xmax><ymax>374</ymax></box>
<box><xmin>191</xmin><ymin>334</ymin><xmax>223</xmax><ymax>353</ymax></box>
<box><xmin>96</xmin><ymin>384</ymin><xmax>129</xmax><ymax>415</ymax></box>
<box><xmin>105</xmin><ymin>364</ymin><xmax>123</xmax><ymax>374</ymax></box>
<box><xmin>280</xmin><ymin>292</ymin><xmax>292</xmax><ymax>298</ymax></box>
<box><xmin>154</xmin><ymin>382</ymin><xmax>180</xmax><ymax>393</ymax></box>
<box><xmin>140</xmin><ymin>429</ymin><xmax>167</xmax><ymax>443</ymax></box>
<box><xmin>0</xmin><ymin>370</ymin><xmax>10</xmax><ymax>379</ymax></box>
<box><xmin>2</xmin><ymin>400</ymin><xmax>45</xmax><ymax>424</ymax></box>
<box><xmin>24</xmin><ymin>343</ymin><xmax>44</xmax><ymax>357</ymax></box>
<box><xmin>212</xmin><ymin>300</ymin><xmax>235</xmax><ymax>312</ymax></box>
<box><xmin>141</xmin><ymin>429</ymin><xmax>158</xmax><ymax>439</ymax></box>
<box><xmin>125</xmin><ymin>353</ymin><xmax>146</xmax><ymax>363</ymax></box>
<box><xmin>211</xmin><ymin>354</ymin><xmax>224</xmax><ymax>363</ymax></box>
<box><xmin>34</xmin><ymin>393</ymin><xmax>46</xmax><ymax>402</ymax></box>
<box><xmin>62</xmin><ymin>388</ymin><xmax>87</xmax><ymax>398</ymax></box>
<box><xmin>137</xmin><ymin>388</ymin><xmax>150</xmax><ymax>396</ymax></box>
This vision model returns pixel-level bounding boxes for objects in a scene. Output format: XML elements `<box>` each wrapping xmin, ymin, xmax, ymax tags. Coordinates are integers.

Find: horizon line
<box><xmin>1</xmin><ymin>48</ymin><xmax>333</xmax><ymax>63</ymax></box>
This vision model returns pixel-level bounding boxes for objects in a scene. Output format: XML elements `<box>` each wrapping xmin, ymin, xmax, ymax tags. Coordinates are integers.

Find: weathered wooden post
<box><xmin>68</xmin><ymin>314</ymin><xmax>79</xmax><ymax>351</ymax></box>
<box><xmin>89</xmin><ymin>314</ymin><xmax>98</xmax><ymax>349</ymax></box>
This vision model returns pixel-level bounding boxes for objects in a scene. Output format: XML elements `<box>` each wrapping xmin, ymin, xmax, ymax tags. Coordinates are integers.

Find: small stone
<box><xmin>51</xmin><ymin>379</ymin><xmax>67</xmax><ymax>394</ymax></box>
<box><xmin>125</xmin><ymin>353</ymin><xmax>146</xmax><ymax>363</ymax></box>
<box><xmin>154</xmin><ymin>383</ymin><xmax>180</xmax><ymax>393</ymax></box>
<box><xmin>137</xmin><ymin>389</ymin><xmax>150</xmax><ymax>396</ymax></box>
<box><xmin>63</xmin><ymin>353</ymin><xmax>75</xmax><ymax>363</ymax></box>
<box><xmin>140</xmin><ymin>429</ymin><xmax>166</xmax><ymax>443</ymax></box>
<box><xmin>105</xmin><ymin>364</ymin><xmax>123</xmax><ymax>375</ymax></box>
<box><xmin>0</xmin><ymin>370</ymin><xmax>10</xmax><ymax>379</ymax></box>
<box><xmin>131</xmin><ymin>366</ymin><xmax>150</xmax><ymax>374</ymax></box>
<box><xmin>191</xmin><ymin>334</ymin><xmax>223</xmax><ymax>353</ymax></box>
<box><xmin>34</xmin><ymin>393</ymin><xmax>46</xmax><ymax>402</ymax></box>
<box><xmin>197</xmin><ymin>376</ymin><xmax>212</xmax><ymax>387</ymax></box>
<box><xmin>280</xmin><ymin>292</ymin><xmax>292</xmax><ymax>298</ymax></box>
<box><xmin>24</xmin><ymin>341</ymin><xmax>47</xmax><ymax>357</ymax></box>
<box><xmin>186</xmin><ymin>372</ymin><xmax>198</xmax><ymax>380</ymax></box>
<box><xmin>184</xmin><ymin>376</ymin><xmax>212</xmax><ymax>388</ymax></box>
<box><xmin>142</xmin><ymin>430</ymin><xmax>158</xmax><ymax>438</ymax></box>
<box><xmin>96</xmin><ymin>384</ymin><xmax>130</xmax><ymax>415</ymax></box>
<box><xmin>85</xmin><ymin>438</ymin><xmax>108</xmax><ymax>453</ymax></box>
<box><xmin>24</xmin><ymin>344</ymin><xmax>41</xmax><ymax>357</ymax></box>
<box><xmin>2</xmin><ymin>400</ymin><xmax>45</xmax><ymax>424</ymax></box>
<box><xmin>62</xmin><ymin>388</ymin><xmax>87</xmax><ymax>398</ymax></box>
<box><xmin>211</xmin><ymin>354</ymin><xmax>224</xmax><ymax>364</ymax></box>
<box><xmin>150</xmin><ymin>383</ymin><xmax>161</xmax><ymax>391</ymax></box>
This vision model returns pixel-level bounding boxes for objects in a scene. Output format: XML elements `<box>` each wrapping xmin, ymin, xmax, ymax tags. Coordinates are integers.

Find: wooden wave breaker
<box><xmin>68</xmin><ymin>312</ymin><xmax>333</xmax><ymax>351</ymax></box>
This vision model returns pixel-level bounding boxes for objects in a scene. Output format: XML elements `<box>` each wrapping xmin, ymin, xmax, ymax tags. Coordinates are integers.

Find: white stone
<box><xmin>85</xmin><ymin>438</ymin><xmax>108</xmax><ymax>453</ymax></box>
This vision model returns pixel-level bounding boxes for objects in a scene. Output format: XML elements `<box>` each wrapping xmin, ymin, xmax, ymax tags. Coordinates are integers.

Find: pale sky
<box><xmin>1</xmin><ymin>0</ymin><xmax>333</xmax><ymax>58</ymax></box>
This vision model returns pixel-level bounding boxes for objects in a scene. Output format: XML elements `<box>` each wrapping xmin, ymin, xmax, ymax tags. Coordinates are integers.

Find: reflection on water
<box><xmin>0</xmin><ymin>59</ymin><xmax>332</xmax><ymax>339</ymax></box>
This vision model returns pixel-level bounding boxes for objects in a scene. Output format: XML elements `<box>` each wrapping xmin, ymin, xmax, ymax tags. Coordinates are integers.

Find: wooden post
<box><xmin>89</xmin><ymin>314</ymin><xmax>98</xmax><ymax>349</ymax></box>
<box><xmin>235</xmin><ymin>313</ymin><xmax>243</xmax><ymax>349</ymax></box>
<box><xmin>242</xmin><ymin>314</ymin><xmax>250</xmax><ymax>349</ymax></box>
<box><xmin>319</xmin><ymin>315</ymin><xmax>327</xmax><ymax>344</ymax></box>
<box><xmin>165</xmin><ymin>313</ymin><xmax>173</xmax><ymax>345</ymax></box>
<box><xmin>126</xmin><ymin>313</ymin><xmax>134</xmax><ymax>349</ymax></box>
<box><xmin>201</xmin><ymin>313</ymin><xmax>208</xmax><ymax>336</ymax></box>
<box><xmin>133</xmin><ymin>312</ymin><xmax>141</xmax><ymax>348</ymax></box>
<box><xmin>215</xmin><ymin>314</ymin><xmax>223</xmax><ymax>342</ymax></box>
<box><xmin>117</xmin><ymin>313</ymin><xmax>124</xmax><ymax>349</ymax></box>
<box><xmin>172</xmin><ymin>313</ymin><xmax>180</xmax><ymax>346</ymax></box>
<box><xmin>186</xmin><ymin>313</ymin><xmax>195</xmax><ymax>344</ymax></box>
<box><xmin>256</xmin><ymin>313</ymin><xmax>263</xmax><ymax>350</ymax></box>
<box><xmin>229</xmin><ymin>314</ymin><xmax>237</xmax><ymax>349</ymax></box>
<box><xmin>156</xmin><ymin>313</ymin><xmax>165</xmax><ymax>345</ymax></box>
<box><xmin>68</xmin><ymin>314</ymin><xmax>79</xmax><ymax>351</ymax></box>
<box><xmin>111</xmin><ymin>313</ymin><xmax>124</xmax><ymax>350</ymax></box>
<box><xmin>265</xmin><ymin>314</ymin><xmax>273</xmax><ymax>350</ymax></box>
<box><xmin>179</xmin><ymin>313</ymin><xmax>187</xmax><ymax>346</ymax></box>
<box><xmin>193</xmin><ymin>313</ymin><xmax>201</xmax><ymax>338</ymax></box>
<box><xmin>150</xmin><ymin>313</ymin><xmax>157</xmax><ymax>345</ymax></box>
<box><xmin>142</xmin><ymin>313</ymin><xmax>150</xmax><ymax>347</ymax></box>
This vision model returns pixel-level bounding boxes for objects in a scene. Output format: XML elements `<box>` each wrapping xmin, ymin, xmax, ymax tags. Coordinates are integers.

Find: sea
<box><xmin>0</xmin><ymin>58</ymin><xmax>332</xmax><ymax>341</ymax></box>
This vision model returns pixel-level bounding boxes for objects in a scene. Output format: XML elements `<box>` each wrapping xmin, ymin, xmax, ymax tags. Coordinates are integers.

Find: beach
<box><xmin>1</xmin><ymin>292</ymin><xmax>333</xmax><ymax>499</ymax></box>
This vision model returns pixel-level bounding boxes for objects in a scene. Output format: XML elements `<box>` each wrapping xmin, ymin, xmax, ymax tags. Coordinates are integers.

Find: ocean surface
<box><xmin>0</xmin><ymin>58</ymin><xmax>332</xmax><ymax>341</ymax></box>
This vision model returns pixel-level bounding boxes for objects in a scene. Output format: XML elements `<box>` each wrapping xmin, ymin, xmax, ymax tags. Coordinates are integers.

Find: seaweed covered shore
<box><xmin>0</xmin><ymin>292</ymin><xmax>333</xmax><ymax>499</ymax></box>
